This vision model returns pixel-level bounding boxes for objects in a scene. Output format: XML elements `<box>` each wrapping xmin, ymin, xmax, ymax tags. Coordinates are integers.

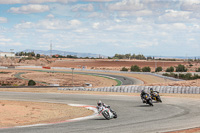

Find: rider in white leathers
<box><xmin>96</xmin><ymin>100</ymin><xmax>114</xmax><ymax>113</ymax></box>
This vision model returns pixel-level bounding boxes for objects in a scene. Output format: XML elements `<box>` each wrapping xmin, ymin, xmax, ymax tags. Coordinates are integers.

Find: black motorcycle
<box><xmin>151</xmin><ymin>92</ymin><xmax>162</xmax><ymax>103</ymax></box>
<box><xmin>143</xmin><ymin>94</ymin><xmax>153</xmax><ymax>106</ymax></box>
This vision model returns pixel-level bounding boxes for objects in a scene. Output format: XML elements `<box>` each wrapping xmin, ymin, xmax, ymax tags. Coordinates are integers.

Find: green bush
<box><xmin>162</xmin><ymin>72</ymin><xmax>200</xmax><ymax>80</ymax></box>
<box><xmin>176</xmin><ymin>64</ymin><xmax>187</xmax><ymax>72</ymax></box>
<box><xmin>155</xmin><ymin>66</ymin><xmax>162</xmax><ymax>72</ymax></box>
<box><xmin>130</xmin><ymin>65</ymin><xmax>141</xmax><ymax>72</ymax></box>
<box><xmin>193</xmin><ymin>74</ymin><xmax>200</xmax><ymax>79</ymax></box>
<box><xmin>162</xmin><ymin>73</ymin><xmax>169</xmax><ymax>76</ymax></box>
<box><xmin>28</xmin><ymin>80</ymin><xmax>36</xmax><ymax>86</ymax></box>
<box><xmin>196</xmin><ymin>67</ymin><xmax>200</xmax><ymax>72</ymax></box>
<box><xmin>166</xmin><ymin>66</ymin><xmax>174</xmax><ymax>72</ymax></box>
<box><xmin>121</xmin><ymin>67</ymin><xmax>129</xmax><ymax>71</ymax></box>
<box><xmin>142</xmin><ymin>66</ymin><xmax>151</xmax><ymax>72</ymax></box>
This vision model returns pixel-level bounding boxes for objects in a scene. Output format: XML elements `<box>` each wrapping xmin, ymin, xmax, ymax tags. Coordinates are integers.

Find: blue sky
<box><xmin>0</xmin><ymin>0</ymin><xmax>200</xmax><ymax>56</ymax></box>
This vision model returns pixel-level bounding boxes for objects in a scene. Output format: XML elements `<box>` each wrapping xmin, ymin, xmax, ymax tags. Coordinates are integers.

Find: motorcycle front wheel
<box><xmin>113</xmin><ymin>112</ymin><xmax>117</xmax><ymax>118</ymax></box>
<box><xmin>148</xmin><ymin>100</ymin><xmax>154</xmax><ymax>106</ymax></box>
<box><xmin>102</xmin><ymin>110</ymin><xmax>110</xmax><ymax>120</ymax></box>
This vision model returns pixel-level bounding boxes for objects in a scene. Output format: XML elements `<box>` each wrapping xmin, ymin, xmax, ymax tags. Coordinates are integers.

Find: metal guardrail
<box><xmin>0</xmin><ymin>66</ymin><xmax>8</xmax><ymax>69</ymax></box>
<box><xmin>58</xmin><ymin>86</ymin><xmax>200</xmax><ymax>94</ymax></box>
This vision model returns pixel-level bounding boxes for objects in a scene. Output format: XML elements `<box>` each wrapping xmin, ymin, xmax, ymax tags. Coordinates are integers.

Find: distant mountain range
<box><xmin>20</xmin><ymin>49</ymin><xmax>104</xmax><ymax>58</ymax></box>
<box><xmin>154</xmin><ymin>56</ymin><xmax>200</xmax><ymax>59</ymax></box>
<box><xmin>1</xmin><ymin>49</ymin><xmax>199</xmax><ymax>59</ymax></box>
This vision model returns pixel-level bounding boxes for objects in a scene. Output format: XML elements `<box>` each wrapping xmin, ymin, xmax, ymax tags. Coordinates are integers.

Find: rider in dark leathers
<box><xmin>141</xmin><ymin>90</ymin><xmax>148</xmax><ymax>103</ymax></box>
<box><xmin>150</xmin><ymin>88</ymin><xmax>159</xmax><ymax>98</ymax></box>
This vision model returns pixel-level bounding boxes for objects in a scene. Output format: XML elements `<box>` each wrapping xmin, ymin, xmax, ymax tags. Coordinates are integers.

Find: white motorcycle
<box><xmin>98</xmin><ymin>106</ymin><xmax>117</xmax><ymax>120</ymax></box>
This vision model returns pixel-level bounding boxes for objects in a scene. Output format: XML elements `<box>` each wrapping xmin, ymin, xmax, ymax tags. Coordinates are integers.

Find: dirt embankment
<box><xmin>0</xmin><ymin>70</ymin><xmax>26</xmax><ymax>86</ymax></box>
<box><xmin>49</xmin><ymin>59</ymin><xmax>191</xmax><ymax>71</ymax></box>
<box><xmin>0</xmin><ymin>100</ymin><xmax>93</xmax><ymax>127</ymax></box>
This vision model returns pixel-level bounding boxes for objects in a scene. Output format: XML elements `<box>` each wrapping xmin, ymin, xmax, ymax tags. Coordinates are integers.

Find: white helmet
<box><xmin>97</xmin><ymin>100</ymin><xmax>102</xmax><ymax>106</ymax></box>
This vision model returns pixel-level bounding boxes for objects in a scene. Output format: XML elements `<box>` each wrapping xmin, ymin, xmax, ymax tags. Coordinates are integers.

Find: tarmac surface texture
<box><xmin>0</xmin><ymin>92</ymin><xmax>199</xmax><ymax>133</ymax></box>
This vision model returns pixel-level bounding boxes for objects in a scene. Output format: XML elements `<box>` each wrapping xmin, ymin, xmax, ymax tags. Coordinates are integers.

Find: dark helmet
<box><xmin>141</xmin><ymin>90</ymin><xmax>145</xmax><ymax>94</ymax></box>
<box><xmin>97</xmin><ymin>100</ymin><xmax>102</xmax><ymax>106</ymax></box>
<box><xmin>150</xmin><ymin>88</ymin><xmax>153</xmax><ymax>92</ymax></box>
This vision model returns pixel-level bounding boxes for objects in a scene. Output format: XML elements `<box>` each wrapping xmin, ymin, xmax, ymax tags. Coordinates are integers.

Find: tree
<box><xmin>142</xmin><ymin>66</ymin><xmax>151</xmax><ymax>72</ymax></box>
<box><xmin>166</xmin><ymin>66</ymin><xmax>174</xmax><ymax>72</ymax></box>
<box><xmin>28</xmin><ymin>80</ymin><xmax>36</xmax><ymax>86</ymax></box>
<box><xmin>121</xmin><ymin>67</ymin><xmax>129</xmax><ymax>71</ymax></box>
<box><xmin>147</xmin><ymin>56</ymin><xmax>153</xmax><ymax>60</ymax></box>
<box><xmin>130</xmin><ymin>65</ymin><xmax>141</xmax><ymax>72</ymax></box>
<box><xmin>125</xmin><ymin>54</ymin><xmax>131</xmax><ymax>59</ymax></box>
<box><xmin>155</xmin><ymin>66</ymin><xmax>163</xmax><ymax>72</ymax></box>
<box><xmin>196</xmin><ymin>67</ymin><xmax>200</xmax><ymax>72</ymax></box>
<box><xmin>36</xmin><ymin>54</ymin><xmax>40</xmax><ymax>58</ymax></box>
<box><xmin>176</xmin><ymin>64</ymin><xmax>187</xmax><ymax>72</ymax></box>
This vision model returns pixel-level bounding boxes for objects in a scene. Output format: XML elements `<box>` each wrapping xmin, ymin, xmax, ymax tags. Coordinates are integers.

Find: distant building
<box><xmin>0</xmin><ymin>52</ymin><xmax>15</xmax><ymax>58</ymax></box>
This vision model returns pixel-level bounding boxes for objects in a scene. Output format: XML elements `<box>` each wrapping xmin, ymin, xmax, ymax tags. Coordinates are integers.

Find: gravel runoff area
<box><xmin>0</xmin><ymin>100</ymin><xmax>93</xmax><ymax>128</ymax></box>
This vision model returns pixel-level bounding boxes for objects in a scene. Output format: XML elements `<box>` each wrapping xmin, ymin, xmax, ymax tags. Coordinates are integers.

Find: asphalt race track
<box><xmin>13</xmin><ymin>69</ymin><xmax>144</xmax><ymax>86</ymax></box>
<box><xmin>0</xmin><ymin>92</ymin><xmax>200</xmax><ymax>133</ymax></box>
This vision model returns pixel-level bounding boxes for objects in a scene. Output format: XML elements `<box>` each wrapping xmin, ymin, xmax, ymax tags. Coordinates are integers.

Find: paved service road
<box><xmin>0</xmin><ymin>92</ymin><xmax>199</xmax><ymax>133</ymax></box>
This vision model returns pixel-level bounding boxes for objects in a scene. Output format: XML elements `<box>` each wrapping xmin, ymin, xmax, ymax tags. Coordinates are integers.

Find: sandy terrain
<box><xmin>2</xmin><ymin>58</ymin><xmax>199</xmax><ymax>72</ymax></box>
<box><xmin>21</xmin><ymin>72</ymin><xmax>117</xmax><ymax>87</ymax></box>
<box><xmin>48</xmin><ymin>59</ymin><xmax>200</xmax><ymax>72</ymax></box>
<box><xmin>166</xmin><ymin>127</ymin><xmax>200</xmax><ymax>133</ymax></box>
<box><xmin>0</xmin><ymin>70</ymin><xmax>26</xmax><ymax>86</ymax></box>
<box><xmin>0</xmin><ymin>100</ymin><xmax>93</xmax><ymax>127</ymax></box>
<box><xmin>143</xmin><ymin>79</ymin><xmax>200</xmax><ymax>87</ymax></box>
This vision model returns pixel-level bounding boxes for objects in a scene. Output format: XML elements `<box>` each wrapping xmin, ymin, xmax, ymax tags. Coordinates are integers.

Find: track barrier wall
<box><xmin>58</xmin><ymin>86</ymin><xmax>200</xmax><ymax>94</ymax></box>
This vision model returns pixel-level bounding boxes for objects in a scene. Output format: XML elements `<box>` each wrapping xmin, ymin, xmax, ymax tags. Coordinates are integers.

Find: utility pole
<box><xmin>50</xmin><ymin>40</ymin><xmax>52</xmax><ymax>58</ymax></box>
<box><xmin>155</xmin><ymin>60</ymin><xmax>157</xmax><ymax>72</ymax></box>
<box><xmin>10</xmin><ymin>49</ymin><xmax>14</xmax><ymax>66</ymax></box>
<box><xmin>71</xmin><ymin>68</ymin><xmax>74</xmax><ymax>87</ymax></box>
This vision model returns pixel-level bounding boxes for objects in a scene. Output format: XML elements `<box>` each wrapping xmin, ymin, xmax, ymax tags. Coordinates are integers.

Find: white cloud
<box><xmin>158</xmin><ymin>10</ymin><xmax>192</xmax><ymax>23</ymax></box>
<box><xmin>0</xmin><ymin>38</ymin><xmax>12</xmax><ymax>42</ymax></box>
<box><xmin>108</xmin><ymin>0</ymin><xmax>144</xmax><ymax>11</ymax></box>
<box><xmin>119</xmin><ymin>10</ymin><xmax>153</xmax><ymax>17</ymax></box>
<box><xmin>9</xmin><ymin>4</ymin><xmax>50</xmax><ymax>14</ymax></box>
<box><xmin>0</xmin><ymin>0</ymin><xmax>75</xmax><ymax>4</ymax></box>
<box><xmin>47</xmin><ymin>14</ymin><xmax>54</xmax><ymax>18</ymax></box>
<box><xmin>0</xmin><ymin>17</ymin><xmax>7</xmax><ymax>23</ymax></box>
<box><xmin>15</xmin><ymin>19</ymin><xmax>81</xmax><ymax>30</ymax></box>
<box><xmin>87</xmin><ymin>12</ymin><xmax>108</xmax><ymax>19</ymax></box>
<box><xmin>135</xmin><ymin>40</ymin><xmax>158</xmax><ymax>48</ymax></box>
<box><xmin>136</xmin><ymin>17</ymin><xmax>144</xmax><ymax>23</ymax></box>
<box><xmin>14</xmin><ymin>22</ymin><xmax>34</xmax><ymax>29</ymax></box>
<box><xmin>0</xmin><ymin>42</ymin><xmax>6</xmax><ymax>45</ymax></box>
<box><xmin>0</xmin><ymin>36</ymin><xmax>22</xmax><ymax>46</ymax></box>
<box><xmin>181</xmin><ymin>0</ymin><xmax>200</xmax><ymax>12</ymax></box>
<box><xmin>82</xmin><ymin>0</ymin><xmax>113</xmax><ymax>2</ymax></box>
<box><xmin>93</xmin><ymin>22</ymin><xmax>100</xmax><ymax>29</ymax></box>
<box><xmin>72</xmin><ymin>4</ymin><xmax>94</xmax><ymax>12</ymax></box>
<box><xmin>172</xmin><ymin>23</ymin><xmax>187</xmax><ymax>30</ymax></box>
<box><xmin>69</xmin><ymin>20</ymin><xmax>81</xmax><ymax>26</ymax></box>
<box><xmin>9</xmin><ymin>42</ymin><xmax>22</xmax><ymax>46</ymax></box>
